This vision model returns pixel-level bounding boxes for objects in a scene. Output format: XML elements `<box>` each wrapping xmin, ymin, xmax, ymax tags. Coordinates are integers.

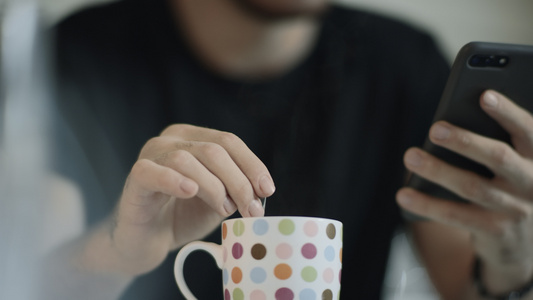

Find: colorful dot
<box><xmin>223</xmin><ymin>268</ymin><xmax>229</xmax><ymax>285</ymax></box>
<box><xmin>222</xmin><ymin>223</ymin><xmax>228</xmax><ymax>240</ymax></box>
<box><xmin>322</xmin><ymin>289</ymin><xmax>333</xmax><ymax>300</ymax></box>
<box><xmin>323</xmin><ymin>268</ymin><xmax>334</xmax><ymax>283</ymax></box>
<box><xmin>232</xmin><ymin>267</ymin><xmax>243</xmax><ymax>284</ymax></box>
<box><xmin>250</xmin><ymin>267</ymin><xmax>267</xmax><ymax>284</ymax></box>
<box><xmin>232</xmin><ymin>243</ymin><xmax>244</xmax><ymax>259</ymax></box>
<box><xmin>250</xmin><ymin>290</ymin><xmax>266</xmax><ymax>300</ymax></box>
<box><xmin>301</xmin><ymin>243</ymin><xmax>317</xmax><ymax>259</ymax></box>
<box><xmin>299</xmin><ymin>289</ymin><xmax>317</xmax><ymax>300</ymax></box>
<box><xmin>274</xmin><ymin>263</ymin><xmax>292</xmax><ymax>280</ymax></box>
<box><xmin>278</xmin><ymin>219</ymin><xmax>295</xmax><ymax>235</ymax></box>
<box><xmin>276</xmin><ymin>243</ymin><xmax>293</xmax><ymax>259</ymax></box>
<box><xmin>251</xmin><ymin>243</ymin><xmax>267</xmax><ymax>260</ymax></box>
<box><xmin>275</xmin><ymin>288</ymin><xmax>294</xmax><ymax>300</ymax></box>
<box><xmin>224</xmin><ymin>289</ymin><xmax>230</xmax><ymax>300</ymax></box>
<box><xmin>326</xmin><ymin>224</ymin><xmax>336</xmax><ymax>239</ymax></box>
<box><xmin>303</xmin><ymin>221</ymin><xmax>318</xmax><ymax>237</ymax></box>
<box><xmin>253</xmin><ymin>219</ymin><xmax>269</xmax><ymax>235</ymax></box>
<box><xmin>301</xmin><ymin>266</ymin><xmax>317</xmax><ymax>282</ymax></box>
<box><xmin>233</xmin><ymin>220</ymin><xmax>245</xmax><ymax>236</ymax></box>
<box><xmin>324</xmin><ymin>246</ymin><xmax>335</xmax><ymax>262</ymax></box>
<box><xmin>233</xmin><ymin>288</ymin><xmax>244</xmax><ymax>300</ymax></box>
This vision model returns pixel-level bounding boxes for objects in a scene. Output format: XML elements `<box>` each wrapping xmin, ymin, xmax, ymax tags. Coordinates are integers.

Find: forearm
<box><xmin>38</xmin><ymin>221</ymin><xmax>135</xmax><ymax>300</ymax></box>
<box><xmin>456</xmin><ymin>258</ymin><xmax>533</xmax><ymax>300</ymax></box>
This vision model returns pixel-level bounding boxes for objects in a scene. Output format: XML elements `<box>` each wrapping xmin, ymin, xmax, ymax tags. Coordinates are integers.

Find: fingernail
<box><xmin>180</xmin><ymin>178</ymin><xmax>197</xmax><ymax>194</ymax></box>
<box><xmin>259</xmin><ymin>176</ymin><xmax>276</xmax><ymax>195</ymax></box>
<box><xmin>483</xmin><ymin>91</ymin><xmax>499</xmax><ymax>107</ymax></box>
<box><xmin>223</xmin><ymin>197</ymin><xmax>237</xmax><ymax>215</ymax></box>
<box><xmin>248</xmin><ymin>199</ymin><xmax>264</xmax><ymax>217</ymax></box>
<box><xmin>397</xmin><ymin>192</ymin><xmax>412</xmax><ymax>207</ymax></box>
<box><xmin>431</xmin><ymin>123</ymin><xmax>451</xmax><ymax>140</ymax></box>
<box><xmin>405</xmin><ymin>150</ymin><xmax>423</xmax><ymax>167</ymax></box>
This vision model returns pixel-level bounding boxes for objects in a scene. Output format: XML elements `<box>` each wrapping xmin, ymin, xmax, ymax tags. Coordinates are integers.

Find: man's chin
<box><xmin>230</xmin><ymin>0</ymin><xmax>329</xmax><ymax>21</ymax></box>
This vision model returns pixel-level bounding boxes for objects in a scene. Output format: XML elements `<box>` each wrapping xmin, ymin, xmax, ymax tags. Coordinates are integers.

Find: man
<box><xmin>48</xmin><ymin>0</ymin><xmax>533</xmax><ymax>299</ymax></box>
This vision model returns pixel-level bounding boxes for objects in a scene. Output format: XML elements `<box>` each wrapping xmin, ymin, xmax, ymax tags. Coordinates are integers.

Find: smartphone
<box><xmin>403</xmin><ymin>41</ymin><xmax>533</xmax><ymax>221</ymax></box>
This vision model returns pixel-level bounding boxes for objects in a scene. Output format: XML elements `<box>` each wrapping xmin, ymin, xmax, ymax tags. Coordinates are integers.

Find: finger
<box><xmin>161</xmin><ymin>124</ymin><xmax>276</xmax><ymax>197</ymax></box>
<box><xmin>121</xmin><ymin>159</ymin><xmax>199</xmax><ymax>224</ymax></box>
<box><xmin>480</xmin><ymin>90</ymin><xmax>533</xmax><ymax>157</ymax></box>
<box><xmin>128</xmin><ymin>158</ymin><xmax>198</xmax><ymax>202</ymax></box>
<box><xmin>428</xmin><ymin>121</ymin><xmax>525</xmax><ymax>182</ymax></box>
<box><xmin>188</xmin><ymin>141</ymin><xmax>264</xmax><ymax>218</ymax></box>
<box><xmin>404</xmin><ymin>148</ymin><xmax>527</xmax><ymax>215</ymax></box>
<box><xmin>396</xmin><ymin>187</ymin><xmax>503</xmax><ymax>236</ymax></box>
<box><xmin>155</xmin><ymin>149</ymin><xmax>238</xmax><ymax>217</ymax></box>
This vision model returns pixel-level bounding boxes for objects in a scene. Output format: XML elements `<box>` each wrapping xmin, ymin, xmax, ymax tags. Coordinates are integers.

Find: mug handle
<box><xmin>174</xmin><ymin>241</ymin><xmax>224</xmax><ymax>300</ymax></box>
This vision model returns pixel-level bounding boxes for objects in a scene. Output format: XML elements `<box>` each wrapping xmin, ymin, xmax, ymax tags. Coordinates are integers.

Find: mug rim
<box><xmin>222</xmin><ymin>216</ymin><xmax>342</xmax><ymax>225</ymax></box>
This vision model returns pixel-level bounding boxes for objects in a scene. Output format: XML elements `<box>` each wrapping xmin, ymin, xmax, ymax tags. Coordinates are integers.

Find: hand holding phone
<box><xmin>402</xmin><ymin>41</ymin><xmax>533</xmax><ymax>221</ymax></box>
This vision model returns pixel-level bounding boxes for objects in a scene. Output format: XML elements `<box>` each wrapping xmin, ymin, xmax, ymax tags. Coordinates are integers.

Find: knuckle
<box><xmin>485</xmin><ymin>191</ymin><xmax>506</xmax><ymax>208</ymax></box>
<box><xmin>167</xmin><ymin>149</ymin><xmax>194</xmax><ymax>167</ymax></box>
<box><xmin>161</xmin><ymin>123</ymin><xmax>193</xmax><ymax>136</ymax></box>
<box><xmin>490</xmin><ymin>143</ymin><xmax>513</xmax><ymax>167</ymax></box>
<box><xmin>456</xmin><ymin>133</ymin><xmax>472</xmax><ymax>149</ymax></box>
<box><xmin>459</xmin><ymin>177</ymin><xmax>483</xmax><ymax>200</ymax></box>
<box><xmin>199</xmin><ymin>142</ymin><xmax>227</xmax><ymax>159</ymax></box>
<box><xmin>441</xmin><ymin>208</ymin><xmax>460</xmax><ymax>223</ymax></box>
<box><xmin>140</xmin><ymin>137</ymin><xmax>165</xmax><ymax>157</ymax></box>
<box><xmin>217</xmin><ymin>131</ymin><xmax>241</xmax><ymax>147</ymax></box>
<box><xmin>130</xmin><ymin>159</ymin><xmax>151</xmax><ymax>179</ymax></box>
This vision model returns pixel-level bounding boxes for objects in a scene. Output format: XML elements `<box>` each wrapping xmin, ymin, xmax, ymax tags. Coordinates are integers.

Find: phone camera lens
<box><xmin>498</xmin><ymin>57</ymin><xmax>508</xmax><ymax>66</ymax></box>
<box><xmin>468</xmin><ymin>55</ymin><xmax>509</xmax><ymax>68</ymax></box>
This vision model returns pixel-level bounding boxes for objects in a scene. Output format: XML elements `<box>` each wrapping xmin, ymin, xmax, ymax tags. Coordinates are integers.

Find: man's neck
<box><xmin>171</xmin><ymin>0</ymin><xmax>321</xmax><ymax>80</ymax></box>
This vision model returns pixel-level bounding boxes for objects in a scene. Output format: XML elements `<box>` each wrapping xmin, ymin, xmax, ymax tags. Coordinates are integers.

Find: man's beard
<box><xmin>229</xmin><ymin>0</ymin><xmax>329</xmax><ymax>21</ymax></box>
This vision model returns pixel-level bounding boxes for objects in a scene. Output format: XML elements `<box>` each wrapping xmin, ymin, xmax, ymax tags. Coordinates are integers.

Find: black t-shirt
<box><xmin>53</xmin><ymin>0</ymin><xmax>450</xmax><ymax>298</ymax></box>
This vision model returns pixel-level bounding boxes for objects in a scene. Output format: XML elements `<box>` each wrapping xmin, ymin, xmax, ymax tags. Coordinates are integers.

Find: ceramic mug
<box><xmin>174</xmin><ymin>216</ymin><xmax>343</xmax><ymax>300</ymax></box>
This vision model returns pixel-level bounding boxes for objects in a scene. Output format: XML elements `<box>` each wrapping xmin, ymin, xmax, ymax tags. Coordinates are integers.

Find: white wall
<box><xmin>335</xmin><ymin>0</ymin><xmax>533</xmax><ymax>62</ymax></box>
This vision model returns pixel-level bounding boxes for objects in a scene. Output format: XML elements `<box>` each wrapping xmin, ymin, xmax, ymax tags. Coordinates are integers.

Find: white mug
<box><xmin>174</xmin><ymin>216</ymin><xmax>343</xmax><ymax>300</ymax></box>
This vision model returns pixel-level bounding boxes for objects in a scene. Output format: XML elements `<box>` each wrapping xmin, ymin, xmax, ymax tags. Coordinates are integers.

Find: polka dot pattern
<box><xmin>217</xmin><ymin>217</ymin><xmax>342</xmax><ymax>300</ymax></box>
<box><xmin>274</xmin><ymin>263</ymin><xmax>292</xmax><ymax>280</ymax></box>
<box><xmin>231</xmin><ymin>267</ymin><xmax>243</xmax><ymax>284</ymax></box>
<box><xmin>278</xmin><ymin>219</ymin><xmax>295</xmax><ymax>235</ymax></box>
<box><xmin>233</xmin><ymin>220</ymin><xmax>245</xmax><ymax>237</ymax></box>
<box><xmin>301</xmin><ymin>243</ymin><xmax>317</xmax><ymax>259</ymax></box>
<box><xmin>275</xmin><ymin>288</ymin><xmax>294</xmax><ymax>300</ymax></box>
<box><xmin>276</xmin><ymin>243</ymin><xmax>292</xmax><ymax>260</ymax></box>
<box><xmin>250</xmin><ymin>290</ymin><xmax>266</xmax><ymax>300</ymax></box>
<box><xmin>232</xmin><ymin>243</ymin><xmax>243</xmax><ymax>259</ymax></box>
<box><xmin>250</xmin><ymin>267</ymin><xmax>266</xmax><ymax>284</ymax></box>
<box><xmin>251</xmin><ymin>244</ymin><xmax>266</xmax><ymax>260</ymax></box>
<box><xmin>300</xmin><ymin>289</ymin><xmax>316</xmax><ymax>300</ymax></box>
<box><xmin>252</xmin><ymin>219</ymin><xmax>269</xmax><ymax>236</ymax></box>
<box><xmin>301</xmin><ymin>266</ymin><xmax>317</xmax><ymax>282</ymax></box>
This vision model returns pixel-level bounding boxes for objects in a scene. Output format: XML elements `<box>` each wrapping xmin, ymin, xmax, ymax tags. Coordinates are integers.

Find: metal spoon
<box><xmin>260</xmin><ymin>197</ymin><xmax>267</xmax><ymax>211</ymax></box>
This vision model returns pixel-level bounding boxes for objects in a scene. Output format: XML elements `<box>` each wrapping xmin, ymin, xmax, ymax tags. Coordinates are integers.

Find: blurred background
<box><xmin>40</xmin><ymin>0</ymin><xmax>533</xmax><ymax>62</ymax></box>
<box><xmin>1</xmin><ymin>0</ymin><xmax>533</xmax><ymax>299</ymax></box>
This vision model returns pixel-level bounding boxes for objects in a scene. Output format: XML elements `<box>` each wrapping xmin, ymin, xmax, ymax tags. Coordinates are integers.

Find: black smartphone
<box><xmin>403</xmin><ymin>41</ymin><xmax>533</xmax><ymax>221</ymax></box>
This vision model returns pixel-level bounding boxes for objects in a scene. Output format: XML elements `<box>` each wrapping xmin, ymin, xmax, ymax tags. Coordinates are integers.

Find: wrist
<box><xmin>474</xmin><ymin>257</ymin><xmax>533</xmax><ymax>299</ymax></box>
<box><xmin>77</xmin><ymin>221</ymin><xmax>140</xmax><ymax>278</ymax></box>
